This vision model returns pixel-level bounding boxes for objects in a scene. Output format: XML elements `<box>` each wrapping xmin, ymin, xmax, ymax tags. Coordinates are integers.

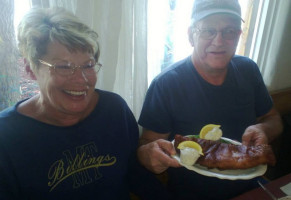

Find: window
<box><xmin>14</xmin><ymin>0</ymin><xmax>39</xmax><ymax>100</ymax></box>
<box><xmin>147</xmin><ymin>0</ymin><xmax>258</xmax><ymax>86</ymax></box>
<box><xmin>0</xmin><ymin>0</ymin><xmax>25</xmax><ymax>110</ymax></box>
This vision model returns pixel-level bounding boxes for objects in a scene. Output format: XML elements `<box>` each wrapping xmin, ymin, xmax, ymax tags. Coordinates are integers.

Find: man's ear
<box><xmin>188</xmin><ymin>27</ymin><xmax>194</xmax><ymax>47</ymax></box>
<box><xmin>24</xmin><ymin>58</ymin><xmax>37</xmax><ymax>80</ymax></box>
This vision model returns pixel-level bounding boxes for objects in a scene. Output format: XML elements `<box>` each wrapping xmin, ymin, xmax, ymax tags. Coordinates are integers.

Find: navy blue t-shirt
<box><xmin>138</xmin><ymin>55</ymin><xmax>273</xmax><ymax>199</ymax></box>
<box><xmin>139</xmin><ymin>55</ymin><xmax>272</xmax><ymax>141</ymax></box>
<box><xmin>0</xmin><ymin>89</ymin><xmax>169</xmax><ymax>200</ymax></box>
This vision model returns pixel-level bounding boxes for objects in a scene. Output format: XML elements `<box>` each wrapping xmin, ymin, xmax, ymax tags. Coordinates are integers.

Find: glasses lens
<box><xmin>54</xmin><ymin>63</ymin><xmax>73</xmax><ymax>76</ymax></box>
<box><xmin>222</xmin><ymin>28</ymin><xmax>239</xmax><ymax>40</ymax></box>
<box><xmin>82</xmin><ymin>60</ymin><xmax>102</xmax><ymax>76</ymax></box>
<box><xmin>200</xmin><ymin>29</ymin><xmax>216</xmax><ymax>40</ymax></box>
<box><xmin>94</xmin><ymin>63</ymin><xmax>102</xmax><ymax>73</ymax></box>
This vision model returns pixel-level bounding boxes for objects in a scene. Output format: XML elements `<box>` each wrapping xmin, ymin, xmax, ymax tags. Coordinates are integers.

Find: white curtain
<box><xmin>21</xmin><ymin>0</ymin><xmax>291</xmax><ymax>117</ymax></box>
<box><xmin>30</xmin><ymin>0</ymin><xmax>148</xmax><ymax>120</ymax></box>
<box><xmin>111</xmin><ymin>0</ymin><xmax>148</xmax><ymax>120</ymax></box>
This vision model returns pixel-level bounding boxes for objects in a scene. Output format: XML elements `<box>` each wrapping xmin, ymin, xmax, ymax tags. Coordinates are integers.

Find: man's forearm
<box><xmin>138</xmin><ymin>128</ymin><xmax>170</xmax><ymax>146</ymax></box>
<box><xmin>257</xmin><ymin>108</ymin><xmax>283</xmax><ymax>143</ymax></box>
<box><xmin>138</xmin><ymin>138</ymin><xmax>154</xmax><ymax>146</ymax></box>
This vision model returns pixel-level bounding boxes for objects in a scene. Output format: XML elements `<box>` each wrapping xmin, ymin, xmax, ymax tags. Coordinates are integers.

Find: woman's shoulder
<box><xmin>0</xmin><ymin>102</ymin><xmax>23</xmax><ymax>137</ymax></box>
<box><xmin>97</xmin><ymin>89</ymin><xmax>128</xmax><ymax>108</ymax></box>
<box><xmin>98</xmin><ymin>89</ymin><xmax>124</xmax><ymax>101</ymax></box>
<box><xmin>94</xmin><ymin>89</ymin><xmax>136</xmax><ymax>122</ymax></box>
<box><xmin>0</xmin><ymin>101</ymin><xmax>22</xmax><ymax>119</ymax></box>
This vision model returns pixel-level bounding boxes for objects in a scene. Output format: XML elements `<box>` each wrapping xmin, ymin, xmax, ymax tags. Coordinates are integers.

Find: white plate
<box><xmin>172</xmin><ymin>137</ymin><xmax>267</xmax><ymax>180</ymax></box>
<box><xmin>279</xmin><ymin>196</ymin><xmax>291</xmax><ymax>200</ymax></box>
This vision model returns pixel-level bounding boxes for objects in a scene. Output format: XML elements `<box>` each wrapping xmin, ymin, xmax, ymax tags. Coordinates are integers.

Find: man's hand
<box><xmin>242</xmin><ymin>125</ymin><xmax>268</xmax><ymax>146</ymax></box>
<box><xmin>137</xmin><ymin>139</ymin><xmax>181</xmax><ymax>174</ymax></box>
<box><xmin>242</xmin><ymin>107</ymin><xmax>283</xmax><ymax>146</ymax></box>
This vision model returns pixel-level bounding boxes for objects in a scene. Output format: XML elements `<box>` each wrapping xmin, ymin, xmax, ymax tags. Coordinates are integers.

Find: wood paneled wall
<box><xmin>270</xmin><ymin>88</ymin><xmax>291</xmax><ymax>115</ymax></box>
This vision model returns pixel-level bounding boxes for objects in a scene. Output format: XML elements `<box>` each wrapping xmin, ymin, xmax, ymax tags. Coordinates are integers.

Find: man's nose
<box><xmin>211</xmin><ymin>31</ymin><xmax>224</xmax><ymax>46</ymax></box>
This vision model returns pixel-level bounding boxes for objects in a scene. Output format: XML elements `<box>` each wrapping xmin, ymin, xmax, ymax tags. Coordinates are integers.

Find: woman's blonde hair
<box><xmin>17</xmin><ymin>7</ymin><xmax>100</xmax><ymax>71</ymax></box>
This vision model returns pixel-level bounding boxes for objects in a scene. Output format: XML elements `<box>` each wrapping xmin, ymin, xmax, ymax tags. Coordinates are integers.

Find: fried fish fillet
<box><xmin>174</xmin><ymin>134</ymin><xmax>276</xmax><ymax>170</ymax></box>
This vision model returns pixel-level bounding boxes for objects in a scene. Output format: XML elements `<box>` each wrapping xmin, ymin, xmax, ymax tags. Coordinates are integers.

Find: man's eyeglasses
<box><xmin>38</xmin><ymin>59</ymin><xmax>102</xmax><ymax>77</ymax></box>
<box><xmin>194</xmin><ymin>27</ymin><xmax>241</xmax><ymax>40</ymax></box>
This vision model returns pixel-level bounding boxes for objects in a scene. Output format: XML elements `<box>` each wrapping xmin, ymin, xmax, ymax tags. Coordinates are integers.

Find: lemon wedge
<box><xmin>199</xmin><ymin>124</ymin><xmax>222</xmax><ymax>141</ymax></box>
<box><xmin>177</xmin><ymin>141</ymin><xmax>204</xmax><ymax>155</ymax></box>
<box><xmin>177</xmin><ymin>141</ymin><xmax>203</xmax><ymax>165</ymax></box>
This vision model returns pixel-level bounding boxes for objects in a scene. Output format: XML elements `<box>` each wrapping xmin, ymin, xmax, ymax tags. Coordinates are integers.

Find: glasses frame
<box><xmin>193</xmin><ymin>27</ymin><xmax>241</xmax><ymax>40</ymax></box>
<box><xmin>38</xmin><ymin>59</ymin><xmax>102</xmax><ymax>77</ymax></box>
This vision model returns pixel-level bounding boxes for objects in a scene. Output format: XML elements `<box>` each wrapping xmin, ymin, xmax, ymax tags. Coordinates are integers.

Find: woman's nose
<box><xmin>71</xmin><ymin>66</ymin><xmax>89</xmax><ymax>82</ymax></box>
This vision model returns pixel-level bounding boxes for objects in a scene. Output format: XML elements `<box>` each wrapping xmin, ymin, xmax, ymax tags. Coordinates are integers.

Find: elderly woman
<box><xmin>0</xmin><ymin>7</ymin><xmax>168</xmax><ymax>200</ymax></box>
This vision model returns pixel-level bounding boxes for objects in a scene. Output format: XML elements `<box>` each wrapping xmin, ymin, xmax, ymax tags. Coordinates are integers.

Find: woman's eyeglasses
<box><xmin>38</xmin><ymin>59</ymin><xmax>102</xmax><ymax>77</ymax></box>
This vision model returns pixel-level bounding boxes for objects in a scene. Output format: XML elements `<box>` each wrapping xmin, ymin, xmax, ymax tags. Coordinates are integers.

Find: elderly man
<box><xmin>137</xmin><ymin>0</ymin><xmax>283</xmax><ymax>199</ymax></box>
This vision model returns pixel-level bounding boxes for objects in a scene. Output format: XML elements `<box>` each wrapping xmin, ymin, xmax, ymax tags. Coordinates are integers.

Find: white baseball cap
<box><xmin>191</xmin><ymin>0</ymin><xmax>244</xmax><ymax>24</ymax></box>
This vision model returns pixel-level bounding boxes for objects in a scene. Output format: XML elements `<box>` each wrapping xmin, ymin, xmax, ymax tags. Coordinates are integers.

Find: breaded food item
<box><xmin>174</xmin><ymin>134</ymin><xmax>276</xmax><ymax>170</ymax></box>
